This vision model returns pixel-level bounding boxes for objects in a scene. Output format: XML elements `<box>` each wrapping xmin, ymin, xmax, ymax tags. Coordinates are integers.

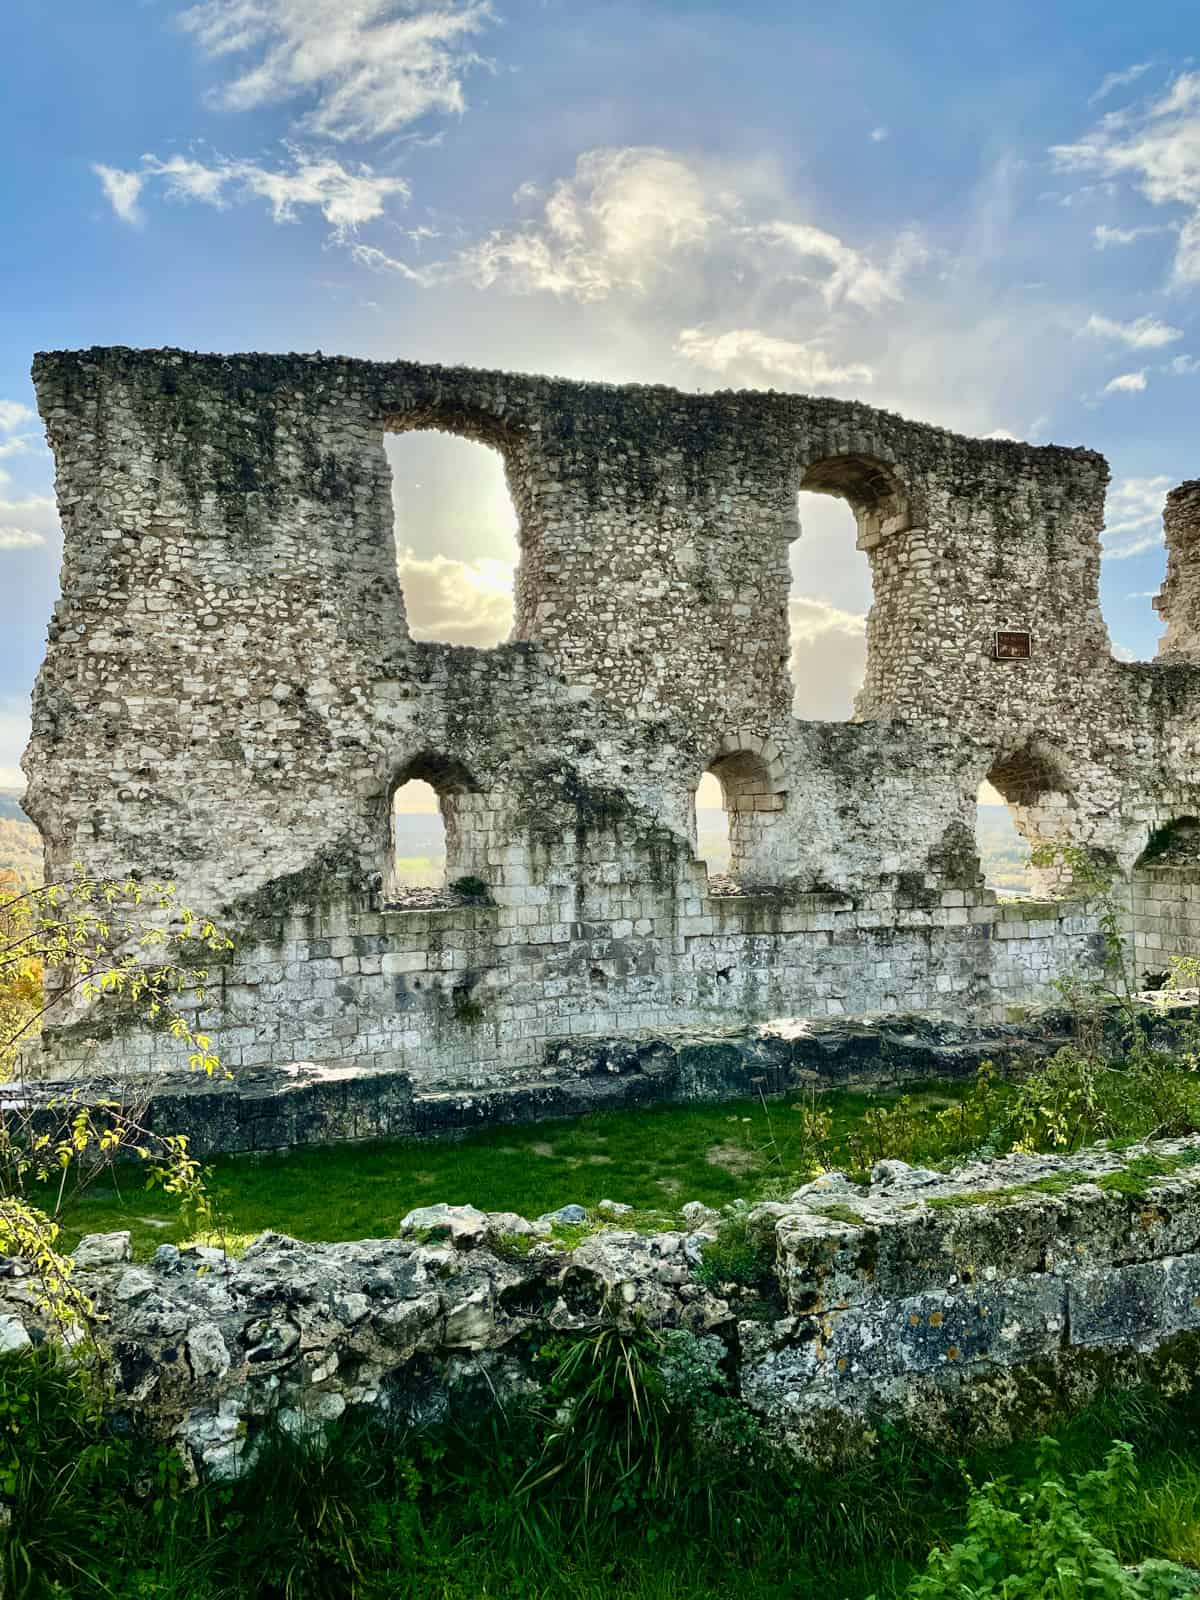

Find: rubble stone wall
<box><xmin>20</xmin><ymin>348</ymin><xmax>1200</xmax><ymax>1091</ymax></box>
<box><xmin>8</xmin><ymin>1135</ymin><xmax>1200</xmax><ymax>1477</ymax></box>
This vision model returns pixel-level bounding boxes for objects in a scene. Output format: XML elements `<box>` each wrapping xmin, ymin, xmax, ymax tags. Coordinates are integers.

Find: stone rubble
<box><xmin>6</xmin><ymin>1134</ymin><xmax>1200</xmax><ymax>1476</ymax></box>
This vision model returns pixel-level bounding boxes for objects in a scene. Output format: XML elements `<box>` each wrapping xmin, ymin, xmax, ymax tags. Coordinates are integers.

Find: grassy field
<box><xmin>12</xmin><ymin>1333</ymin><xmax>1200</xmax><ymax>1599</ymax></box>
<box><xmin>59</xmin><ymin>1083</ymin><xmax>974</xmax><ymax>1256</ymax></box>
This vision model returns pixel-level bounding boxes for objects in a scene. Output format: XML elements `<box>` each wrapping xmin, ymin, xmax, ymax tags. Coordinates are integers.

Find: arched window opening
<box><xmin>790</xmin><ymin>491</ymin><xmax>869</xmax><ymax>720</ymax></box>
<box><xmin>386</xmin><ymin>753</ymin><xmax>482</xmax><ymax>906</ymax></box>
<box><xmin>390</xmin><ymin>779</ymin><xmax>445</xmax><ymax>896</ymax></box>
<box><xmin>386</xmin><ymin>430</ymin><xmax>518</xmax><ymax>648</ymax></box>
<box><xmin>1131</xmin><ymin>817</ymin><xmax>1200</xmax><ymax>979</ymax></box>
<box><xmin>694</xmin><ymin>770</ymin><xmax>730</xmax><ymax>876</ymax></box>
<box><xmin>974</xmin><ymin>779</ymin><xmax>1033</xmax><ymax>896</ymax></box>
<box><xmin>979</xmin><ymin>742</ymin><xmax>1074</xmax><ymax>899</ymax></box>
<box><xmin>693</xmin><ymin>749</ymin><xmax>784</xmax><ymax>892</ymax></box>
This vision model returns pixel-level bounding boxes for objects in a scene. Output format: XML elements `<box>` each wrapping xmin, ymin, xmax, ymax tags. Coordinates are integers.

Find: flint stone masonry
<box><xmin>9</xmin><ymin>1135</ymin><xmax>1200</xmax><ymax>1475</ymax></box>
<box><xmin>20</xmin><ymin>347</ymin><xmax>1200</xmax><ymax>1094</ymax></box>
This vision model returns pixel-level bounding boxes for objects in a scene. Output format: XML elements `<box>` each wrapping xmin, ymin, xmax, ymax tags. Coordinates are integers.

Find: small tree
<box><xmin>0</xmin><ymin>867</ymin><xmax>231</xmax><ymax>1327</ymax></box>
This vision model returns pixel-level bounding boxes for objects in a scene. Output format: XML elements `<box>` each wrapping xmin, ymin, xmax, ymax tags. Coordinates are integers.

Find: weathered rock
<box><xmin>72</xmin><ymin>1232</ymin><xmax>132</xmax><ymax>1269</ymax></box>
<box><xmin>0</xmin><ymin>1315</ymin><xmax>30</xmax><ymax>1354</ymax></box>
<box><xmin>398</xmin><ymin>1205</ymin><xmax>489</xmax><ymax>1248</ymax></box>
<box><xmin>539</xmin><ymin>1204</ymin><xmax>588</xmax><ymax>1226</ymax></box>
<box><xmin>10</xmin><ymin>1136</ymin><xmax>1200</xmax><ymax>1476</ymax></box>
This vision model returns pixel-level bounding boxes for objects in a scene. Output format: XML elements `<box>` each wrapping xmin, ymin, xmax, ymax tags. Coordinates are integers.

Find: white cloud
<box><xmin>1089</xmin><ymin>61</ymin><xmax>1153</xmax><ymax>105</ymax></box>
<box><xmin>789</xmin><ymin>598</ymin><xmax>867</xmax><ymax>720</ymax></box>
<box><xmin>869</xmin><ymin>126</ymin><xmax>889</xmax><ymax>143</ymax></box>
<box><xmin>348</xmin><ymin>241</ymin><xmax>434</xmax><ymax>284</ymax></box>
<box><xmin>0</xmin><ymin>402</ymin><xmax>39</xmax><ymax>463</ymax></box>
<box><xmin>1103</xmin><ymin>369</ymin><xmax>1148</xmax><ymax>393</ymax></box>
<box><xmin>0</xmin><ymin>402</ymin><xmax>33</xmax><ymax>433</ymax></box>
<box><xmin>1111</xmin><ymin>641</ymin><xmax>1138</xmax><ymax>662</ymax></box>
<box><xmin>1092</xmin><ymin>223</ymin><xmax>1164</xmax><ymax>248</ymax></box>
<box><xmin>1052</xmin><ymin>73</ymin><xmax>1200</xmax><ymax>286</ymax></box>
<box><xmin>1167</xmin><ymin>353</ymin><xmax>1200</xmax><ymax>374</ymax></box>
<box><xmin>676</xmin><ymin>327</ymin><xmax>872</xmax><ymax>389</ymax></box>
<box><xmin>460</xmin><ymin>148</ymin><xmax>719</xmax><ymax>302</ymax></box>
<box><xmin>0</xmin><ymin>494</ymin><xmax>59</xmax><ymax>555</ymax></box>
<box><xmin>93</xmin><ymin>163</ymin><xmax>145</xmax><ymax>224</ymax></box>
<box><xmin>96</xmin><ymin>148</ymin><xmax>408</xmax><ymax>237</ymax></box>
<box><xmin>984</xmin><ymin>428</ymin><xmax>1019</xmax><ymax>441</ymax></box>
<box><xmin>1081</xmin><ymin>312</ymin><xmax>1181</xmax><ymax>348</ymax></box>
<box><xmin>179</xmin><ymin>0</ymin><xmax>494</xmax><ymax>142</ymax></box>
<box><xmin>1102</xmin><ymin>474</ymin><xmax>1172</xmax><ymax>557</ymax></box>
<box><xmin>396</xmin><ymin>548</ymin><xmax>514</xmax><ymax>645</ymax></box>
<box><xmin>455</xmin><ymin>146</ymin><xmax>927</xmax><ymax>319</ymax></box>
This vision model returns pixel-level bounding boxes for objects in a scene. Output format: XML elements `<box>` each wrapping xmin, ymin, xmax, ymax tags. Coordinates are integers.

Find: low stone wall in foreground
<box><xmin>7</xmin><ymin>1133</ymin><xmax>1200</xmax><ymax>1477</ymax></box>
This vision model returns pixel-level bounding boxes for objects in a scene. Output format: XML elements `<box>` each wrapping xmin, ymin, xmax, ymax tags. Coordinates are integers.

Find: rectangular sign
<box><xmin>993</xmin><ymin>630</ymin><xmax>1032</xmax><ymax>660</ymax></box>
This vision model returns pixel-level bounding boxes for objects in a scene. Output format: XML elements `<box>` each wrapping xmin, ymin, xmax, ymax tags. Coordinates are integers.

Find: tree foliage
<box><xmin>0</xmin><ymin>868</ymin><xmax>231</xmax><ymax>1325</ymax></box>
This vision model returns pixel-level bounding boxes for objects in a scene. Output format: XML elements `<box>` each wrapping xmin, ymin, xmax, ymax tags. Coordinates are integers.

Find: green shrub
<box><xmin>889</xmin><ymin>1438</ymin><xmax>1199</xmax><ymax>1600</ymax></box>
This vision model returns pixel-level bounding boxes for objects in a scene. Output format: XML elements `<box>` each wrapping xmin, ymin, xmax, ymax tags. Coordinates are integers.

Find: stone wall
<box><xmin>8</xmin><ymin>1134</ymin><xmax>1200</xmax><ymax>1477</ymax></box>
<box><xmin>20</xmin><ymin>347</ymin><xmax>1200</xmax><ymax>1092</ymax></box>
<box><xmin>18</xmin><ymin>1009</ymin><xmax>1093</xmax><ymax>1158</ymax></box>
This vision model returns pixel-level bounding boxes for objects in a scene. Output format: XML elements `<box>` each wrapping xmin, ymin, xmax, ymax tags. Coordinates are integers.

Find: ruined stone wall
<box><xmin>22</xmin><ymin>348</ymin><xmax>1200</xmax><ymax>1089</ymax></box>
<box><xmin>1155</xmin><ymin>480</ymin><xmax>1200</xmax><ymax>663</ymax></box>
<box><xmin>8</xmin><ymin>1134</ymin><xmax>1200</xmax><ymax>1477</ymax></box>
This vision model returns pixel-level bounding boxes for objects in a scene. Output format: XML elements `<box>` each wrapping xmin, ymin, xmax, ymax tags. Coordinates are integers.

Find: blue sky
<box><xmin>3</xmin><ymin>0</ymin><xmax>1200</xmax><ymax>786</ymax></box>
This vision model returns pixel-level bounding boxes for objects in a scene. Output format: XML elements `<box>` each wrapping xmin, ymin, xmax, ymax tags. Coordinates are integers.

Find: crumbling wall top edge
<box><xmin>29</xmin><ymin>345</ymin><xmax>1109</xmax><ymax>468</ymax></box>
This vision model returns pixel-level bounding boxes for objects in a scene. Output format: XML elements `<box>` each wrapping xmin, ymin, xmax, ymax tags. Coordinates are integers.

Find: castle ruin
<box><xmin>20</xmin><ymin>347</ymin><xmax>1200</xmax><ymax>1106</ymax></box>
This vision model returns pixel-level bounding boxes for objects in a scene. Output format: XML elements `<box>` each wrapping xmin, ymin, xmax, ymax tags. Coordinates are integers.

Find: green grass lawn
<box><xmin>58</xmin><ymin>1082</ymin><xmax>972</xmax><ymax>1257</ymax></box>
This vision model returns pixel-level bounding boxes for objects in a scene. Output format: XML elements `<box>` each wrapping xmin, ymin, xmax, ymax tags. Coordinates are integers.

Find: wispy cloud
<box><xmin>0</xmin><ymin>403</ymin><xmax>34</xmax><ymax>433</ymax></box>
<box><xmin>455</xmin><ymin>146</ymin><xmax>928</xmax><ymax>316</ymax></box>
<box><xmin>869</xmin><ymin>126</ymin><xmax>889</xmax><ymax>143</ymax></box>
<box><xmin>0</xmin><ymin>494</ymin><xmax>58</xmax><ymax>554</ymax></box>
<box><xmin>0</xmin><ymin>401</ymin><xmax>39</xmax><ymax>462</ymax></box>
<box><xmin>93</xmin><ymin>163</ymin><xmax>145</xmax><ymax>224</ymax></box>
<box><xmin>1081</xmin><ymin>312</ymin><xmax>1181</xmax><ymax>348</ymax></box>
<box><xmin>0</xmin><ymin>700</ymin><xmax>31</xmax><ymax>792</ymax></box>
<box><xmin>1053</xmin><ymin>72</ymin><xmax>1200</xmax><ymax>287</ymax></box>
<box><xmin>1092</xmin><ymin>222</ymin><xmax>1164</xmax><ymax>248</ymax></box>
<box><xmin>178</xmin><ymin>0</ymin><xmax>495</xmax><ymax>142</ymax></box>
<box><xmin>1102</xmin><ymin>474</ymin><xmax>1171</xmax><ymax>557</ymax></box>
<box><xmin>1088</xmin><ymin>61</ymin><xmax>1153</xmax><ymax>106</ymax></box>
<box><xmin>1102</xmin><ymin>369</ymin><xmax>1149</xmax><ymax>393</ymax></box>
<box><xmin>95</xmin><ymin>147</ymin><xmax>408</xmax><ymax>237</ymax></box>
<box><xmin>675</xmin><ymin>327</ymin><xmax>873</xmax><ymax>389</ymax></box>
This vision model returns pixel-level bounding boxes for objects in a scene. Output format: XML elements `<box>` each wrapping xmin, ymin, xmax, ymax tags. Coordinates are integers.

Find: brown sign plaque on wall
<box><xmin>993</xmin><ymin>630</ymin><xmax>1032</xmax><ymax>660</ymax></box>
